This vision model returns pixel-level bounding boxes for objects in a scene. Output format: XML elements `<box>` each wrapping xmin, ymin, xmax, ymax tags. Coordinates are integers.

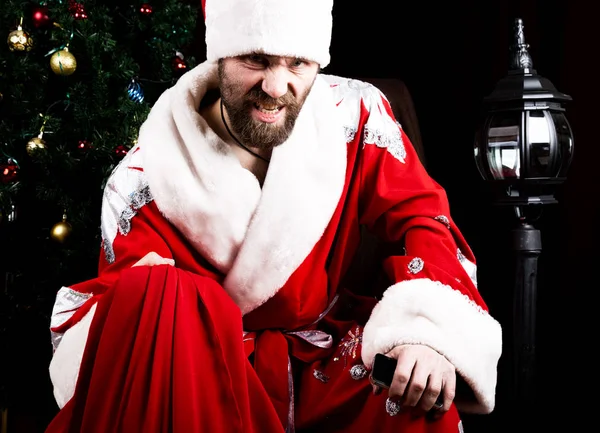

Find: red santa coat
<box><xmin>46</xmin><ymin>61</ymin><xmax>502</xmax><ymax>433</ymax></box>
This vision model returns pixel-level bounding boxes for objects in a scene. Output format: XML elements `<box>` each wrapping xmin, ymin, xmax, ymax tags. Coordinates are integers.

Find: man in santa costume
<box><xmin>45</xmin><ymin>0</ymin><xmax>502</xmax><ymax>431</ymax></box>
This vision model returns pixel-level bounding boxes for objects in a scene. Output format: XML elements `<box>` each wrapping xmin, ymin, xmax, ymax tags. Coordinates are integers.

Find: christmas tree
<box><xmin>0</xmin><ymin>1</ymin><xmax>200</xmax><ymax>430</ymax></box>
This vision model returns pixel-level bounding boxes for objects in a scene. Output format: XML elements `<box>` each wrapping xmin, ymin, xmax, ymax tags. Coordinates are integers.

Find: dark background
<box><xmin>7</xmin><ymin>1</ymin><xmax>597</xmax><ymax>432</ymax></box>
<box><xmin>323</xmin><ymin>0</ymin><xmax>596</xmax><ymax>431</ymax></box>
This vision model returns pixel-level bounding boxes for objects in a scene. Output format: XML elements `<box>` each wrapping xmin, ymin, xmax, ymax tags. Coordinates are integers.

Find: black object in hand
<box><xmin>371</xmin><ymin>353</ymin><xmax>397</xmax><ymax>389</ymax></box>
<box><xmin>371</xmin><ymin>353</ymin><xmax>444</xmax><ymax>408</ymax></box>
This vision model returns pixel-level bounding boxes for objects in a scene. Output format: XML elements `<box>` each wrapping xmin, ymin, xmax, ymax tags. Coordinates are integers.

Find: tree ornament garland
<box><xmin>50</xmin><ymin>211</ymin><xmax>73</xmax><ymax>243</ymax></box>
<box><xmin>140</xmin><ymin>3</ymin><xmax>153</xmax><ymax>15</ymax></box>
<box><xmin>68</xmin><ymin>1</ymin><xmax>88</xmax><ymax>20</ymax></box>
<box><xmin>0</xmin><ymin>156</ymin><xmax>19</xmax><ymax>184</ymax></box>
<box><xmin>26</xmin><ymin>114</ymin><xmax>49</xmax><ymax>156</ymax></box>
<box><xmin>77</xmin><ymin>140</ymin><xmax>92</xmax><ymax>151</ymax></box>
<box><xmin>26</xmin><ymin>136</ymin><xmax>46</xmax><ymax>155</ymax></box>
<box><xmin>127</xmin><ymin>79</ymin><xmax>144</xmax><ymax>103</ymax></box>
<box><xmin>7</xmin><ymin>17</ymin><xmax>33</xmax><ymax>52</ymax></box>
<box><xmin>114</xmin><ymin>144</ymin><xmax>129</xmax><ymax>158</ymax></box>
<box><xmin>50</xmin><ymin>45</ymin><xmax>77</xmax><ymax>76</ymax></box>
<box><xmin>172</xmin><ymin>51</ymin><xmax>188</xmax><ymax>75</ymax></box>
<box><xmin>32</xmin><ymin>5</ymin><xmax>52</xmax><ymax>29</ymax></box>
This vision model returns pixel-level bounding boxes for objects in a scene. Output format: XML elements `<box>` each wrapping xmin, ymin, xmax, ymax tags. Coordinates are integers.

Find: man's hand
<box><xmin>373</xmin><ymin>344</ymin><xmax>456</xmax><ymax>418</ymax></box>
<box><xmin>132</xmin><ymin>252</ymin><xmax>175</xmax><ymax>267</ymax></box>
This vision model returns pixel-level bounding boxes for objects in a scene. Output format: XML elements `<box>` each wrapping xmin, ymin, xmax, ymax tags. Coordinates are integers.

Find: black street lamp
<box><xmin>473</xmin><ymin>17</ymin><xmax>574</xmax><ymax>418</ymax></box>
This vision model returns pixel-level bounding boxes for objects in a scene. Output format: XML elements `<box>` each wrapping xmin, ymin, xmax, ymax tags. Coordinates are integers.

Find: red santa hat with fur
<box><xmin>200</xmin><ymin>0</ymin><xmax>334</xmax><ymax>67</ymax></box>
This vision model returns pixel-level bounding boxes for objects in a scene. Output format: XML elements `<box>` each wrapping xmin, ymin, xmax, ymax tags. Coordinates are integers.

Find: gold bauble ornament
<box><xmin>51</xmin><ymin>213</ymin><xmax>73</xmax><ymax>243</ymax></box>
<box><xmin>7</xmin><ymin>25</ymin><xmax>33</xmax><ymax>52</ymax></box>
<box><xmin>26</xmin><ymin>135</ymin><xmax>47</xmax><ymax>155</ymax></box>
<box><xmin>50</xmin><ymin>47</ymin><xmax>77</xmax><ymax>76</ymax></box>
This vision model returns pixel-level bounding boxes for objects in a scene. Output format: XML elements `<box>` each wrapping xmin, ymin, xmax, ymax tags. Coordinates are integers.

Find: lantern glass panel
<box><xmin>527</xmin><ymin>110</ymin><xmax>555</xmax><ymax>178</ymax></box>
<box><xmin>486</xmin><ymin>112</ymin><xmax>522</xmax><ymax>180</ymax></box>
<box><xmin>551</xmin><ymin>112</ymin><xmax>574</xmax><ymax>177</ymax></box>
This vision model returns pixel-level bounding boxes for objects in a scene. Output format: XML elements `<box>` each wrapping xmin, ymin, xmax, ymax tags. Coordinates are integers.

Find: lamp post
<box><xmin>473</xmin><ymin>18</ymin><xmax>574</xmax><ymax>417</ymax></box>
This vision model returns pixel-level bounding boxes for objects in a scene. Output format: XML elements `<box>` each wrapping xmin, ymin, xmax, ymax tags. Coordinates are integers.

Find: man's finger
<box><xmin>440</xmin><ymin>372</ymin><xmax>456</xmax><ymax>411</ymax></box>
<box><xmin>387</xmin><ymin>360</ymin><xmax>413</xmax><ymax>400</ymax></box>
<box><xmin>132</xmin><ymin>252</ymin><xmax>175</xmax><ymax>267</ymax></box>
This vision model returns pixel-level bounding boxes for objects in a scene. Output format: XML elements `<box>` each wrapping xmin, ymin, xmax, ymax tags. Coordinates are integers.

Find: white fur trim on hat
<box><xmin>204</xmin><ymin>0</ymin><xmax>333</xmax><ymax>67</ymax></box>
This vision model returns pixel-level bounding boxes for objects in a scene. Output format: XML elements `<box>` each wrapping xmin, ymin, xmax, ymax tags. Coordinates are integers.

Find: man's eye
<box><xmin>248</xmin><ymin>55</ymin><xmax>267</xmax><ymax>65</ymax></box>
<box><xmin>292</xmin><ymin>59</ymin><xmax>307</xmax><ymax>67</ymax></box>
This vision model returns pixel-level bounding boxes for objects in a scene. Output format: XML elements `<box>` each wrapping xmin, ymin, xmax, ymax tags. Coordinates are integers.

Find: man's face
<box><xmin>218</xmin><ymin>54</ymin><xmax>319</xmax><ymax>149</ymax></box>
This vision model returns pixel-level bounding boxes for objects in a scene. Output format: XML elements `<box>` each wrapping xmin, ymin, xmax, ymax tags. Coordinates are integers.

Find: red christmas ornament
<box><xmin>140</xmin><ymin>3</ymin><xmax>153</xmax><ymax>15</ymax></box>
<box><xmin>0</xmin><ymin>159</ymin><xmax>19</xmax><ymax>183</ymax></box>
<box><xmin>172</xmin><ymin>55</ymin><xmax>187</xmax><ymax>72</ymax></box>
<box><xmin>68</xmin><ymin>1</ymin><xmax>88</xmax><ymax>20</ymax></box>
<box><xmin>73</xmin><ymin>8</ymin><xmax>88</xmax><ymax>20</ymax></box>
<box><xmin>77</xmin><ymin>140</ymin><xmax>92</xmax><ymax>151</ymax></box>
<box><xmin>114</xmin><ymin>145</ymin><xmax>128</xmax><ymax>158</ymax></box>
<box><xmin>32</xmin><ymin>6</ymin><xmax>52</xmax><ymax>29</ymax></box>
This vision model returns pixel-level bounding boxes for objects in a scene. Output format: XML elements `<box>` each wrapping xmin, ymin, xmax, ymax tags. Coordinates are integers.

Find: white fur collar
<box><xmin>140</xmin><ymin>60</ymin><xmax>347</xmax><ymax>315</ymax></box>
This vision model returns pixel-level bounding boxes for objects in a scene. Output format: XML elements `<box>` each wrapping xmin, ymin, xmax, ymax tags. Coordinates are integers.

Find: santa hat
<box><xmin>201</xmin><ymin>0</ymin><xmax>333</xmax><ymax>67</ymax></box>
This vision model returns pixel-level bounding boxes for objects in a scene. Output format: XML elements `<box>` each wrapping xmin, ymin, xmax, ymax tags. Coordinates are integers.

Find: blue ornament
<box><xmin>127</xmin><ymin>79</ymin><xmax>144</xmax><ymax>103</ymax></box>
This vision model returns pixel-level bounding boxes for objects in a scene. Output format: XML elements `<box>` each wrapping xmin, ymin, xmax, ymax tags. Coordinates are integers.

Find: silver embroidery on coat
<box><xmin>408</xmin><ymin>257</ymin><xmax>424</xmax><ymax>274</ymax></box>
<box><xmin>349</xmin><ymin>364</ymin><xmax>368</xmax><ymax>380</ymax></box>
<box><xmin>434</xmin><ymin>215</ymin><xmax>451</xmax><ymax>229</ymax></box>
<box><xmin>334</xmin><ymin>326</ymin><xmax>362</xmax><ymax>366</ymax></box>
<box><xmin>50</xmin><ymin>287</ymin><xmax>93</xmax><ymax>350</ymax></box>
<box><xmin>363</xmin><ymin>126</ymin><xmax>406</xmax><ymax>163</ymax></box>
<box><xmin>344</xmin><ymin>126</ymin><xmax>357</xmax><ymax>143</ymax></box>
<box><xmin>102</xmin><ymin>239</ymin><xmax>116</xmax><ymax>265</ymax></box>
<box><xmin>118</xmin><ymin>184</ymin><xmax>153</xmax><ymax>235</ymax></box>
<box><xmin>103</xmin><ymin>183</ymin><xmax>154</xmax><ymax>264</ymax></box>
<box><xmin>313</xmin><ymin>369</ymin><xmax>330</xmax><ymax>383</ymax></box>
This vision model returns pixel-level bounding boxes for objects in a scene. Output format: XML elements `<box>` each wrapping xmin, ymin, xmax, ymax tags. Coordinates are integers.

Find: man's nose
<box><xmin>261</xmin><ymin>67</ymin><xmax>289</xmax><ymax>99</ymax></box>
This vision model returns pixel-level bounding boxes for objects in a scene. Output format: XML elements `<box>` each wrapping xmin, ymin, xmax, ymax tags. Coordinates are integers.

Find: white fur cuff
<box><xmin>361</xmin><ymin>278</ymin><xmax>502</xmax><ymax>414</ymax></box>
<box><xmin>49</xmin><ymin>303</ymin><xmax>97</xmax><ymax>409</ymax></box>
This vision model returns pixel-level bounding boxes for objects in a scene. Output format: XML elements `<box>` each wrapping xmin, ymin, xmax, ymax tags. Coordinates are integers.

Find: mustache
<box><xmin>245</xmin><ymin>86</ymin><xmax>296</xmax><ymax>106</ymax></box>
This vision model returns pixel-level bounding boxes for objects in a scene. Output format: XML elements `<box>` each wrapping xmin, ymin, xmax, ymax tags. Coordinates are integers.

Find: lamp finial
<box><xmin>511</xmin><ymin>18</ymin><xmax>533</xmax><ymax>71</ymax></box>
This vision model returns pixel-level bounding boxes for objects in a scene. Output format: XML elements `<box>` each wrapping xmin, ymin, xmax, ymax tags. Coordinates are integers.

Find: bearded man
<box><xmin>45</xmin><ymin>0</ymin><xmax>502</xmax><ymax>432</ymax></box>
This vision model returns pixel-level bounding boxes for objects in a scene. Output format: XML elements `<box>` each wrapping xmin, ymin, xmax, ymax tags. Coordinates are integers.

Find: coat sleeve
<box><xmin>356</xmin><ymin>86</ymin><xmax>502</xmax><ymax>415</ymax></box>
<box><xmin>48</xmin><ymin>146</ymin><xmax>175</xmax><ymax>408</ymax></box>
<box><xmin>49</xmin><ymin>146</ymin><xmax>173</xmax><ymax>349</ymax></box>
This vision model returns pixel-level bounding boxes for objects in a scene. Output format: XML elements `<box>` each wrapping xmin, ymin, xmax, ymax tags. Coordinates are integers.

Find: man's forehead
<box><xmin>234</xmin><ymin>51</ymin><xmax>310</xmax><ymax>62</ymax></box>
